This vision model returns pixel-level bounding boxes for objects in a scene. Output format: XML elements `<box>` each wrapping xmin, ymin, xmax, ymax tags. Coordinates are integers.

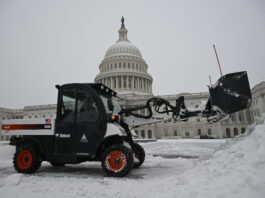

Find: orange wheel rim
<box><xmin>16</xmin><ymin>150</ymin><xmax>32</xmax><ymax>170</ymax></box>
<box><xmin>105</xmin><ymin>150</ymin><xmax>126</xmax><ymax>173</ymax></box>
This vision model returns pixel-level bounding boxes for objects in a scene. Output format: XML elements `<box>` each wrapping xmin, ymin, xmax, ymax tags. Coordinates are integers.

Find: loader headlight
<box><xmin>108</xmin><ymin>114</ymin><xmax>119</xmax><ymax>123</ymax></box>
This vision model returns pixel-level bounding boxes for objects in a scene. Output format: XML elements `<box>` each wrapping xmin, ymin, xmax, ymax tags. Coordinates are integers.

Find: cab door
<box><xmin>54</xmin><ymin>84</ymin><xmax>107</xmax><ymax>157</ymax></box>
<box><xmin>74</xmin><ymin>87</ymin><xmax>107</xmax><ymax>156</ymax></box>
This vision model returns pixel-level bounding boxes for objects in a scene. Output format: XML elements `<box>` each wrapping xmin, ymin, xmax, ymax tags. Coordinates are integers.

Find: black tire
<box><xmin>50</xmin><ymin>162</ymin><xmax>65</xmax><ymax>167</ymax></box>
<box><xmin>133</xmin><ymin>143</ymin><xmax>145</xmax><ymax>168</ymax></box>
<box><xmin>101</xmin><ymin>144</ymin><xmax>134</xmax><ymax>177</ymax></box>
<box><xmin>13</xmin><ymin>145</ymin><xmax>42</xmax><ymax>174</ymax></box>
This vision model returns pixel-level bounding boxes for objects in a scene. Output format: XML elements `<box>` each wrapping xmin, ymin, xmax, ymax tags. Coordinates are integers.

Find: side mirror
<box><xmin>107</xmin><ymin>98</ymin><xmax>114</xmax><ymax>112</ymax></box>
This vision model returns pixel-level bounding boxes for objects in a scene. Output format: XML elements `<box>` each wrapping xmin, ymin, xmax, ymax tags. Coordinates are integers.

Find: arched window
<box><xmin>148</xmin><ymin>130</ymin><xmax>152</xmax><ymax>139</ymax></box>
<box><xmin>241</xmin><ymin>128</ymin><xmax>246</xmax><ymax>134</ymax></box>
<box><xmin>141</xmin><ymin>130</ymin><xmax>145</xmax><ymax>139</ymax></box>
<box><xmin>35</xmin><ymin>115</ymin><xmax>38</xmax><ymax>118</ymax></box>
<box><xmin>234</xmin><ymin>128</ymin><xmax>239</xmax><ymax>136</ymax></box>
<box><xmin>226</xmin><ymin>128</ymin><xmax>231</xmax><ymax>138</ymax></box>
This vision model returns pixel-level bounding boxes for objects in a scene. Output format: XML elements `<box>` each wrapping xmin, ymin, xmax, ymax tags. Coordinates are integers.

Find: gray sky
<box><xmin>0</xmin><ymin>0</ymin><xmax>265</xmax><ymax>109</ymax></box>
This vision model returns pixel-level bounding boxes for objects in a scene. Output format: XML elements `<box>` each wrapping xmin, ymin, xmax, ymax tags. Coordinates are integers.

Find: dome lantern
<box><xmin>117</xmin><ymin>16</ymin><xmax>129</xmax><ymax>42</ymax></box>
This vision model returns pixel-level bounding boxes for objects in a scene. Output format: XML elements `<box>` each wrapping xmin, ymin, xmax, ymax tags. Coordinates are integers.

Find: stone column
<box><xmin>132</xmin><ymin>77</ymin><xmax>134</xmax><ymax>89</ymax></box>
<box><xmin>121</xmin><ymin>76</ymin><xmax>124</xmax><ymax>89</ymax></box>
<box><xmin>116</xmin><ymin>76</ymin><xmax>118</xmax><ymax>89</ymax></box>
<box><xmin>138</xmin><ymin>77</ymin><xmax>140</xmax><ymax>90</ymax></box>
<box><xmin>127</xmin><ymin>76</ymin><xmax>129</xmax><ymax>89</ymax></box>
<box><xmin>243</xmin><ymin>110</ymin><xmax>247</xmax><ymax>123</ymax></box>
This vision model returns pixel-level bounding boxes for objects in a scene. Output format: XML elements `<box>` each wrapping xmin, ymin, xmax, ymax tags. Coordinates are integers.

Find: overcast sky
<box><xmin>0</xmin><ymin>0</ymin><xmax>265</xmax><ymax>108</ymax></box>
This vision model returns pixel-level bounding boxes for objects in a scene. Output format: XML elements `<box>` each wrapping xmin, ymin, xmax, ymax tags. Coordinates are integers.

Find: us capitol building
<box><xmin>1</xmin><ymin>18</ymin><xmax>265</xmax><ymax>141</ymax></box>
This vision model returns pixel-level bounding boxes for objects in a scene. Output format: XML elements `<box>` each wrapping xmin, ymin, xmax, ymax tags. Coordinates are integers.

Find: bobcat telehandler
<box><xmin>1</xmin><ymin>71</ymin><xmax>251</xmax><ymax>177</ymax></box>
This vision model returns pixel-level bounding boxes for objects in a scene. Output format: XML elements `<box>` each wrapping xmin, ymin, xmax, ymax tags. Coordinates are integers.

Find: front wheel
<box><xmin>101</xmin><ymin>144</ymin><xmax>134</xmax><ymax>177</ymax></box>
<box><xmin>13</xmin><ymin>145</ymin><xmax>41</xmax><ymax>173</ymax></box>
<box><xmin>133</xmin><ymin>143</ymin><xmax>145</xmax><ymax>168</ymax></box>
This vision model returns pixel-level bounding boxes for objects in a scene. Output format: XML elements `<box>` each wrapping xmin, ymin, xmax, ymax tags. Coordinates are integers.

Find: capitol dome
<box><xmin>95</xmin><ymin>17</ymin><xmax>153</xmax><ymax>96</ymax></box>
<box><xmin>104</xmin><ymin>41</ymin><xmax>142</xmax><ymax>58</ymax></box>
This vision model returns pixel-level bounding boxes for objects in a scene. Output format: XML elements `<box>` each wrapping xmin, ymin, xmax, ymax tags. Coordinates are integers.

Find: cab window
<box><xmin>60</xmin><ymin>89</ymin><xmax>76</xmax><ymax>122</ymax></box>
<box><xmin>76</xmin><ymin>89</ymin><xmax>99</xmax><ymax>122</ymax></box>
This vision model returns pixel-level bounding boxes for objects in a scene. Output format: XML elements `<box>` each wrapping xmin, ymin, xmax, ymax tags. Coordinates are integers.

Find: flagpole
<box><xmin>213</xmin><ymin>45</ymin><xmax>223</xmax><ymax>76</ymax></box>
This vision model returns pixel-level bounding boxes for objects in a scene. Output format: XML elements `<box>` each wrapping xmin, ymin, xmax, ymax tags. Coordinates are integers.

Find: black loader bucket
<box><xmin>208</xmin><ymin>71</ymin><xmax>252</xmax><ymax>114</ymax></box>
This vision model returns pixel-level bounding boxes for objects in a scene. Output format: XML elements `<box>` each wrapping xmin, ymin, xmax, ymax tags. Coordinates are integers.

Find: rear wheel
<box><xmin>13</xmin><ymin>145</ymin><xmax>41</xmax><ymax>173</ymax></box>
<box><xmin>101</xmin><ymin>144</ymin><xmax>134</xmax><ymax>177</ymax></box>
<box><xmin>133</xmin><ymin>143</ymin><xmax>145</xmax><ymax>168</ymax></box>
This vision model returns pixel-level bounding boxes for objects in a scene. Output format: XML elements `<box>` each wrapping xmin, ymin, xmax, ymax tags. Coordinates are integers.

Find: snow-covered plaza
<box><xmin>0</xmin><ymin>115</ymin><xmax>265</xmax><ymax>198</ymax></box>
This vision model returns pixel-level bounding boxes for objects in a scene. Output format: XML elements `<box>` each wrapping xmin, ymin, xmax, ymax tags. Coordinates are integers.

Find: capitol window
<box><xmin>234</xmin><ymin>128</ymin><xmax>239</xmax><ymax>136</ymax></box>
<box><xmin>119</xmin><ymin>63</ymin><xmax>121</xmax><ymax>69</ymax></box>
<box><xmin>148</xmin><ymin>130</ymin><xmax>152</xmax><ymax>139</ymax></box>
<box><xmin>198</xmin><ymin>129</ymin><xmax>201</xmax><ymax>136</ymax></box>
<box><xmin>141</xmin><ymin>130</ymin><xmax>145</xmax><ymax>138</ymax></box>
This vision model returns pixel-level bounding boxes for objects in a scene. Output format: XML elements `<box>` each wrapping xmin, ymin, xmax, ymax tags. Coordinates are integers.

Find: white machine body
<box><xmin>1</xmin><ymin>119</ymin><xmax>126</xmax><ymax>138</ymax></box>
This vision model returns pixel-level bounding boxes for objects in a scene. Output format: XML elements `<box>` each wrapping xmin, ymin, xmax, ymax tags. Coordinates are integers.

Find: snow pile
<box><xmin>171</xmin><ymin>113</ymin><xmax>265</xmax><ymax>198</ymax></box>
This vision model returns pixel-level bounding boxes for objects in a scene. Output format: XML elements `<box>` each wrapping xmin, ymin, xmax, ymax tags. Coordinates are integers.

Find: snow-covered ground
<box><xmin>0</xmin><ymin>115</ymin><xmax>265</xmax><ymax>198</ymax></box>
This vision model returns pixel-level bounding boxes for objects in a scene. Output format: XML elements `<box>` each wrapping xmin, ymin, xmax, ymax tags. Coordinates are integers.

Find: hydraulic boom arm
<box><xmin>119</xmin><ymin>71</ymin><xmax>252</xmax><ymax>128</ymax></box>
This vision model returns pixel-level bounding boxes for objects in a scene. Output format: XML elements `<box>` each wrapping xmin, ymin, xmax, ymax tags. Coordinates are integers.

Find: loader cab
<box><xmin>54</xmin><ymin>83</ymin><xmax>115</xmax><ymax>158</ymax></box>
